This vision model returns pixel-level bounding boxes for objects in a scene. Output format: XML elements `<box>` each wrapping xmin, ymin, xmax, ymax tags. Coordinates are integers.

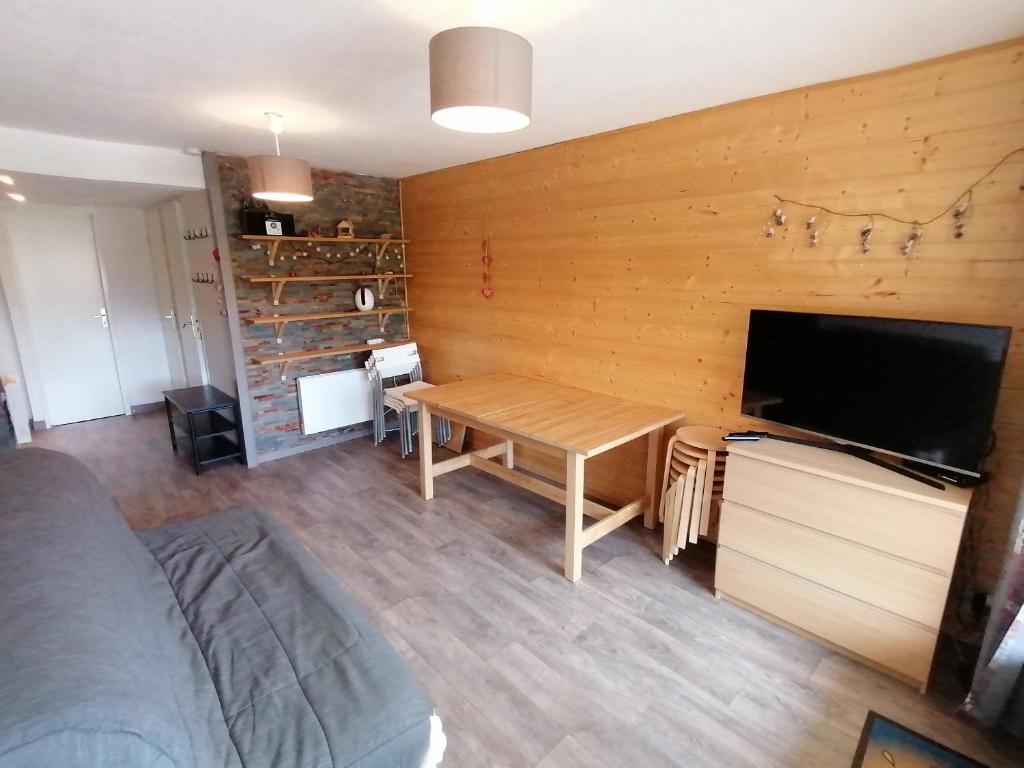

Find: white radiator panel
<box><xmin>297</xmin><ymin>369</ymin><xmax>372</xmax><ymax>435</ymax></box>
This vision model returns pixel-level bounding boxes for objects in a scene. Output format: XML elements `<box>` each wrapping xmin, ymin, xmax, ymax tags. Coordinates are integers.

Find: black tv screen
<box><xmin>740</xmin><ymin>310</ymin><xmax>1011</xmax><ymax>477</ymax></box>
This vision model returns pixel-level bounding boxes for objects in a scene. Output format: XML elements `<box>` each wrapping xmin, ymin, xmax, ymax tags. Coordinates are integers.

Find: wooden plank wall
<box><xmin>401</xmin><ymin>39</ymin><xmax>1024</xmax><ymax>591</ymax></box>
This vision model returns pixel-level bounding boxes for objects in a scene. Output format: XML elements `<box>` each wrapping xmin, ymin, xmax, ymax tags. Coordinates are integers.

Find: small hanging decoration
<box><xmin>354</xmin><ymin>286</ymin><xmax>376</xmax><ymax>311</ymax></box>
<box><xmin>952</xmin><ymin>193</ymin><xmax>971</xmax><ymax>239</ymax></box>
<box><xmin>900</xmin><ymin>228</ymin><xmax>923</xmax><ymax>256</ymax></box>
<box><xmin>764</xmin><ymin>146</ymin><xmax>1023</xmax><ymax>255</ymax></box>
<box><xmin>859</xmin><ymin>220</ymin><xmax>874</xmax><ymax>254</ymax></box>
<box><xmin>762</xmin><ymin>206</ymin><xmax>784</xmax><ymax>238</ymax></box>
<box><xmin>481</xmin><ymin>238</ymin><xmax>494</xmax><ymax>298</ymax></box>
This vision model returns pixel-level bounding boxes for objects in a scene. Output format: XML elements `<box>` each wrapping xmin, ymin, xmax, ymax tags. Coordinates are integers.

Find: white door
<box><xmin>158</xmin><ymin>199</ymin><xmax>208</xmax><ymax>386</ymax></box>
<box><xmin>144</xmin><ymin>206</ymin><xmax>187</xmax><ymax>389</ymax></box>
<box><xmin>6</xmin><ymin>211</ymin><xmax>125</xmax><ymax>425</ymax></box>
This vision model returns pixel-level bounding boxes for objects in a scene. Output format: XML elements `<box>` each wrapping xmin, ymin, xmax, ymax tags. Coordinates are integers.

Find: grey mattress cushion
<box><xmin>0</xmin><ymin>448</ymin><xmax>238</xmax><ymax>768</ymax></box>
<box><xmin>137</xmin><ymin>507</ymin><xmax>433</xmax><ymax>768</ymax></box>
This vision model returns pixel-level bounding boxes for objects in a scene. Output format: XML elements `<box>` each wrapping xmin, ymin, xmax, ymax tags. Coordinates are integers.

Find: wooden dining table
<box><xmin>405</xmin><ymin>374</ymin><xmax>683</xmax><ymax>581</ymax></box>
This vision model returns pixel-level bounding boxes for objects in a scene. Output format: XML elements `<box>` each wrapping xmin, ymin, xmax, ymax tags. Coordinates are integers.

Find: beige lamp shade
<box><xmin>247</xmin><ymin>154</ymin><xmax>313</xmax><ymax>203</ymax></box>
<box><xmin>429</xmin><ymin>26</ymin><xmax>532</xmax><ymax>133</ymax></box>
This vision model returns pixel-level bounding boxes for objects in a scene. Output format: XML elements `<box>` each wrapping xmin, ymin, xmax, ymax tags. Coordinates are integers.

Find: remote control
<box><xmin>724</xmin><ymin>431</ymin><xmax>769</xmax><ymax>441</ymax></box>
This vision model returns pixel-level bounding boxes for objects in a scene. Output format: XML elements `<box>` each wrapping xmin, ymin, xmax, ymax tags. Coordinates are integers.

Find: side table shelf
<box><xmin>163</xmin><ymin>385</ymin><xmax>246</xmax><ymax>475</ymax></box>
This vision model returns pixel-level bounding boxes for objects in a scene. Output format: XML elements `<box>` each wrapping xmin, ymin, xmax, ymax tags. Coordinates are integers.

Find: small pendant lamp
<box><xmin>248</xmin><ymin>113</ymin><xmax>314</xmax><ymax>203</ymax></box>
<box><xmin>429</xmin><ymin>26</ymin><xmax>532</xmax><ymax>133</ymax></box>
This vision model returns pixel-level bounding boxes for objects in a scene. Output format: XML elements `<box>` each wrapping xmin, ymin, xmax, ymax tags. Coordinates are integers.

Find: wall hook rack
<box><xmin>184</xmin><ymin>228</ymin><xmax>210</xmax><ymax>241</ymax></box>
<box><xmin>192</xmin><ymin>272</ymin><xmax>216</xmax><ymax>285</ymax></box>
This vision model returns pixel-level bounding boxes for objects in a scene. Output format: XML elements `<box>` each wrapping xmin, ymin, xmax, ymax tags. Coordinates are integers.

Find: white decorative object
<box><xmin>354</xmin><ymin>286</ymin><xmax>375</xmax><ymax>311</ymax></box>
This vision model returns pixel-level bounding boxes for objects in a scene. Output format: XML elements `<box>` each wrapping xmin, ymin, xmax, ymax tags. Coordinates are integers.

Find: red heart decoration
<box><xmin>481</xmin><ymin>287</ymin><xmax>494</xmax><ymax>298</ymax></box>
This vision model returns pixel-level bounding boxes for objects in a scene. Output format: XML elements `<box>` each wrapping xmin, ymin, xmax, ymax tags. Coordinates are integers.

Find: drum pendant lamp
<box><xmin>248</xmin><ymin>113</ymin><xmax>314</xmax><ymax>203</ymax></box>
<box><xmin>429</xmin><ymin>26</ymin><xmax>532</xmax><ymax>133</ymax></box>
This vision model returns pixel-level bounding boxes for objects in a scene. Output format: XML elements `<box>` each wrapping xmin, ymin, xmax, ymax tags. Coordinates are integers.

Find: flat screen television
<box><xmin>740</xmin><ymin>310</ymin><xmax>1011</xmax><ymax>478</ymax></box>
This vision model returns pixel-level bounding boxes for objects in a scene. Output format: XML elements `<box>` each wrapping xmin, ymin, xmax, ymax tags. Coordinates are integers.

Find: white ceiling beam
<box><xmin>0</xmin><ymin>126</ymin><xmax>204</xmax><ymax>190</ymax></box>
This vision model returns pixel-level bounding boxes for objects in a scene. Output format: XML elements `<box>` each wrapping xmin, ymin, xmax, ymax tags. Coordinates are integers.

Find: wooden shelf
<box><xmin>247</xmin><ymin>274</ymin><xmax>412</xmax><ymax>305</ymax></box>
<box><xmin>246</xmin><ymin>307</ymin><xmax>413</xmax><ymax>339</ymax></box>
<box><xmin>253</xmin><ymin>339</ymin><xmax>411</xmax><ymax>381</ymax></box>
<box><xmin>241</xmin><ymin>234</ymin><xmax>408</xmax><ymax>266</ymax></box>
<box><xmin>248</xmin><ymin>273</ymin><xmax>411</xmax><ymax>283</ymax></box>
<box><xmin>241</xmin><ymin>234</ymin><xmax>409</xmax><ymax>245</ymax></box>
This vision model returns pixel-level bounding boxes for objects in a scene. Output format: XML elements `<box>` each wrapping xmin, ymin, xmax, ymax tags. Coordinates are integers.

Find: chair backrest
<box><xmin>368</xmin><ymin>342</ymin><xmax>421</xmax><ymax>381</ymax></box>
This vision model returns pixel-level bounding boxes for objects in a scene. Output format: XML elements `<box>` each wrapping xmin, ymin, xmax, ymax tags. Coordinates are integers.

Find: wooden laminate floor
<box><xmin>30</xmin><ymin>413</ymin><xmax>1024</xmax><ymax>768</ymax></box>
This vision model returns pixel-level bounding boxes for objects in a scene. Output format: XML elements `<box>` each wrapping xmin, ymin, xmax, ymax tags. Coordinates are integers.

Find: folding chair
<box><xmin>365</xmin><ymin>342</ymin><xmax>451</xmax><ymax>457</ymax></box>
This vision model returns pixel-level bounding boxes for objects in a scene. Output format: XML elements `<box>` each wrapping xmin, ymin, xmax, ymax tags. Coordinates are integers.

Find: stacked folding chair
<box><xmin>365</xmin><ymin>342</ymin><xmax>451</xmax><ymax>457</ymax></box>
<box><xmin>659</xmin><ymin>426</ymin><xmax>726</xmax><ymax>563</ymax></box>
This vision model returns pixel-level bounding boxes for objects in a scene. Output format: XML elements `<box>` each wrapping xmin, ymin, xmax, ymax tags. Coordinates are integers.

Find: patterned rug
<box><xmin>851</xmin><ymin>711</ymin><xmax>988</xmax><ymax>768</ymax></box>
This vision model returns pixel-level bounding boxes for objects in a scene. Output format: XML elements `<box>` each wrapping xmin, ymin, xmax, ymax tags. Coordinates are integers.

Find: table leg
<box><xmin>164</xmin><ymin>398</ymin><xmax>178</xmax><ymax>453</ymax></box>
<box><xmin>187</xmin><ymin>411</ymin><xmax>201</xmax><ymax>475</ymax></box>
<box><xmin>503</xmin><ymin>440</ymin><xmax>514</xmax><ymax>469</ymax></box>
<box><xmin>418</xmin><ymin>403</ymin><xmax>434</xmax><ymax>500</ymax></box>
<box><xmin>233</xmin><ymin>402</ymin><xmax>247</xmax><ymax>466</ymax></box>
<box><xmin>644</xmin><ymin>427</ymin><xmax>662</xmax><ymax>529</ymax></box>
<box><xmin>564</xmin><ymin>452</ymin><xmax>585</xmax><ymax>582</ymax></box>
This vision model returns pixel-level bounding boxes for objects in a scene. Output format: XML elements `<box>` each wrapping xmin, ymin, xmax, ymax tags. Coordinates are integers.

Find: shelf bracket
<box><xmin>267</xmin><ymin>240</ymin><xmax>281</xmax><ymax>266</ymax></box>
<box><xmin>278</xmin><ymin>359</ymin><xmax>292</xmax><ymax>383</ymax></box>
<box><xmin>377</xmin><ymin>276</ymin><xmax>393</xmax><ymax>302</ymax></box>
<box><xmin>271</xmin><ymin>281</ymin><xmax>286</xmax><ymax>306</ymax></box>
<box><xmin>274</xmin><ymin>321</ymin><xmax>285</xmax><ymax>344</ymax></box>
<box><xmin>378</xmin><ymin>310</ymin><xmax>392</xmax><ymax>333</ymax></box>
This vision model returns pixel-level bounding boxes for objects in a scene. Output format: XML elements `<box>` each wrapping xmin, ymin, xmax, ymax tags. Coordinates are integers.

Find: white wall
<box><xmin>0</xmin><ymin>203</ymin><xmax>173</xmax><ymax>427</ymax></box>
<box><xmin>144</xmin><ymin>192</ymin><xmax>237</xmax><ymax>396</ymax></box>
<box><xmin>179</xmin><ymin>191</ymin><xmax>235</xmax><ymax>395</ymax></box>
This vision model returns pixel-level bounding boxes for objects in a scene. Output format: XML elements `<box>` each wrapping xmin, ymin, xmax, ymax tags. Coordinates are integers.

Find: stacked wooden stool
<box><xmin>660</xmin><ymin>426</ymin><xmax>726</xmax><ymax>563</ymax></box>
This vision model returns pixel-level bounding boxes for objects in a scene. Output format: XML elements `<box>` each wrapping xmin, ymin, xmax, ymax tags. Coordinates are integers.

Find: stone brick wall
<box><xmin>216</xmin><ymin>156</ymin><xmax>405</xmax><ymax>456</ymax></box>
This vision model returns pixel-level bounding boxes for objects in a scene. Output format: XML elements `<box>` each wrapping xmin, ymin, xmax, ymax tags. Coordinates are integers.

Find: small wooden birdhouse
<box><xmin>336</xmin><ymin>219</ymin><xmax>355</xmax><ymax>238</ymax></box>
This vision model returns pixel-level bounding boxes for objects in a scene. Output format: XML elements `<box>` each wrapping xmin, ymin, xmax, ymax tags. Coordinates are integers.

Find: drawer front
<box><xmin>719</xmin><ymin>501</ymin><xmax>950</xmax><ymax>628</ymax></box>
<box><xmin>715</xmin><ymin>547</ymin><xmax>937</xmax><ymax>685</ymax></box>
<box><xmin>723</xmin><ymin>454</ymin><xmax>964</xmax><ymax>573</ymax></box>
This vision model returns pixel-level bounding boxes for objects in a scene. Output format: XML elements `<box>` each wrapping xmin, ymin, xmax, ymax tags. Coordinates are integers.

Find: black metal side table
<box><xmin>163</xmin><ymin>385</ymin><xmax>245</xmax><ymax>475</ymax></box>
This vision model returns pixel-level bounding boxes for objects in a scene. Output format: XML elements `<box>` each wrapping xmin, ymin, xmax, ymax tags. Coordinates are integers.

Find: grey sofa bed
<box><xmin>0</xmin><ymin>448</ymin><xmax>442</xmax><ymax>767</ymax></box>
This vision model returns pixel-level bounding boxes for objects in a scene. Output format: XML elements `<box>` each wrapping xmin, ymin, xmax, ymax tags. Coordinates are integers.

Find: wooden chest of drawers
<box><xmin>714</xmin><ymin>439</ymin><xmax>971</xmax><ymax>692</ymax></box>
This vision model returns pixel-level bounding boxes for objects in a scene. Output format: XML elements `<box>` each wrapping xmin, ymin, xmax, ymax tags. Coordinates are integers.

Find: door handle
<box><xmin>182</xmin><ymin>314</ymin><xmax>201</xmax><ymax>341</ymax></box>
<box><xmin>91</xmin><ymin>307</ymin><xmax>109</xmax><ymax>328</ymax></box>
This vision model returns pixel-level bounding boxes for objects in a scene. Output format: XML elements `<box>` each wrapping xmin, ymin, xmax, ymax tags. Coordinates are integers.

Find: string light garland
<box><xmin>765</xmin><ymin>145</ymin><xmax>1024</xmax><ymax>253</ymax></box>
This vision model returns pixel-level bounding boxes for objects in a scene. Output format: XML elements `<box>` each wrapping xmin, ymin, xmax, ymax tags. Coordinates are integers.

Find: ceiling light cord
<box><xmin>264</xmin><ymin>111</ymin><xmax>285</xmax><ymax>156</ymax></box>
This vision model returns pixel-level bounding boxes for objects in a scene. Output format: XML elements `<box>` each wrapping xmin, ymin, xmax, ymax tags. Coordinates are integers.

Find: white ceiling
<box><xmin>1</xmin><ymin>1</ymin><xmax>1021</xmax><ymax>179</ymax></box>
<box><xmin>0</xmin><ymin>172</ymin><xmax>187</xmax><ymax>209</ymax></box>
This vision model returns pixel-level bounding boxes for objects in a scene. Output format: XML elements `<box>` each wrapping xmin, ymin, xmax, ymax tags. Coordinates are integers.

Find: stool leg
<box><xmin>677</xmin><ymin>465</ymin><xmax>697</xmax><ymax>551</ymax></box>
<box><xmin>164</xmin><ymin>398</ymin><xmax>178</xmax><ymax>453</ymax></box>
<box><xmin>658</xmin><ymin>437</ymin><xmax>679</xmax><ymax>524</ymax></box>
<box><xmin>662</xmin><ymin>481</ymin><xmax>678</xmax><ymax>564</ymax></box>
<box><xmin>689</xmin><ymin>458</ymin><xmax>706</xmax><ymax>544</ymax></box>
<box><xmin>699</xmin><ymin>449</ymin><xmax>717</xmax><ymax>537</ymax></box>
